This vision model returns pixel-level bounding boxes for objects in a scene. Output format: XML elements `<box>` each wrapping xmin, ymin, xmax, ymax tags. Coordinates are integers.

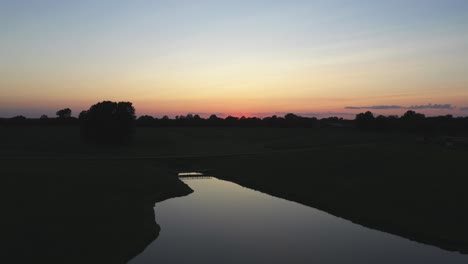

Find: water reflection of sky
<box><xmin>130</xmin><ymin>178</ymin><xmax>468</xmax><ymax>264</ymax></box>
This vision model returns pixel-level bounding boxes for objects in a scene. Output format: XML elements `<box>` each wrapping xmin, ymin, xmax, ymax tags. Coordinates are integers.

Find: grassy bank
<box><xmin>2</xmin><ymin>159</ymin><xmax>193</xmax><ymax>263</ymax></box>
<box><xmin>2</xmin><ymin>126</ymin><xmax>467</xmax><ymax>256</ymax></box>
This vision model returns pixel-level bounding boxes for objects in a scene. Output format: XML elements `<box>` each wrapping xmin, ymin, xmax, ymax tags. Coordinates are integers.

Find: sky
<box><xmin>1</xmin><ymin>0</ymin><xmax>468</xmax><ymax>118</ymax></box>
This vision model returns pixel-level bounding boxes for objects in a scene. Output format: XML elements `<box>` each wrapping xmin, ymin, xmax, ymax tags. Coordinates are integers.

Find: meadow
<box><xmin>1</xmin><ymin>125</ymin><xmax>467</xmax><ymax>256</ymax></box>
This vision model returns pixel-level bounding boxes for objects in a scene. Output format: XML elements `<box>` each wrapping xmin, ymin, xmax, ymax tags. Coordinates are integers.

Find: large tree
<box><xmin>80</xmin><ymin>101</ymin><xmax>136</xmax><ymax>143</ymax></box>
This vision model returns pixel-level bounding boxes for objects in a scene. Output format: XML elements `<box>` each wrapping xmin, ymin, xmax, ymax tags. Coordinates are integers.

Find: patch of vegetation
<box><xmin>80</xmin><ymin>101</ymin><xmax>136</xmax><ymax>144</ymax></box>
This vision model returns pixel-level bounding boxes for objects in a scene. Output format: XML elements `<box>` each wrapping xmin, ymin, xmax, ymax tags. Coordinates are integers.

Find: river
<box><xmin>130</xmin><ymin>177</ymin><xmax>468</xmax><ymax>264</ymax></box>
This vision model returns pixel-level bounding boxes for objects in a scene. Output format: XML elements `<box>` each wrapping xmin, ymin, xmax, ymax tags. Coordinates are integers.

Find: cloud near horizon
<box><xmin>460</xmin><ymin>107</ymin><xmax>468</xmax><ymax>111</ymax></box>
<box><xmin>408</xmin><ymin>104</ymin><xmax>454</xmax><ymax>110</ymax></box>
<box><xmin>345</xmin><ymin>104</ymin><xmax>454</xmax><ymax>110</ymax></box>
<box><xmin>344</xmin><ymin>105</ymin><xmax>404</xmax><ymax>110</ymax></box>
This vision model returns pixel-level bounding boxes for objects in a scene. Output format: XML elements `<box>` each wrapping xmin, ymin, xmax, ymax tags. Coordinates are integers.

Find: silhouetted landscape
<box><xmin>3</xmin><ymin>159</ymin><xmax>192</xmax><ymax>263</ymax></box>
<box><xmin>3</xmin><ymin>1</ymin><xmax>468</xmax><ymax>263</ymax></box>
<box><xmin>2</xmin><ymin>101</ymin><xmax>468</xmax><ymax>263</ymax></box>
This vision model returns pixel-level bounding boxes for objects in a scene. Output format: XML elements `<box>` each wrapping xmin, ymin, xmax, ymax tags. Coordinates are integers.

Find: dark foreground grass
<box><xmin>1</xmin><ymin>126</ymin><xmax>467</xmax><ymax>258</ymax></box>
<box><xmin>1</xmin><ymin>159</ymin><xmax>192</xmax><ymax>263</ymax></box>
<box><xmin>0</xmin><ymin>125</ymin><xmax>406</xmax><ymax>157</ymax></box>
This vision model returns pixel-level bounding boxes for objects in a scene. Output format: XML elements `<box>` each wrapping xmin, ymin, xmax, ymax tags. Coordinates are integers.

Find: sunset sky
<box><xmin>1</xmin><ymin>0</ymin><xmax>468</xmax><ymax>118</ymax></box>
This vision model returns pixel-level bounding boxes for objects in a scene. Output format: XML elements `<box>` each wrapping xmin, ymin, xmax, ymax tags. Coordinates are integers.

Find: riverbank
<box><xmin>2</xmin><ymin>159</ymin><xmax>193</xmax><ymax>263</ymax></box>
<box><xmin>191</xmin><ymin>142</ymin><xmax>468</xmax><ymax>254</ymax></box>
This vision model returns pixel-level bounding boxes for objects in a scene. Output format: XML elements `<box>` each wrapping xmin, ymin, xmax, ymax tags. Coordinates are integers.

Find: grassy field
<box><xmin>2</xmin><ymin>126</ymin><xmax>467</xmax><ymax>257</ymax></box>
<box><xmin>2</xmin><ymin>158</ymin><xmax>192</xmax><ymax>263</ymax></box>
<box><xmin>0</xmin><ymin>125</ymin><xmax>408</xmax><ymax>157</ymax></box>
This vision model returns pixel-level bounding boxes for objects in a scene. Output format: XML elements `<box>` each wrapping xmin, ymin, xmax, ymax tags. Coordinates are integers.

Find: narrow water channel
<box><xmin>130</xmin><ymin>177</ymin><xmax>468</xmax><ymax>264</ymax></box>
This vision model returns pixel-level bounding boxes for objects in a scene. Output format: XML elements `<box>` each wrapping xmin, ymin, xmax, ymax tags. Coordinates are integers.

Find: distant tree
<box><xmin>262</xmin><ymin>115</ymin><xmax>281</xmax><ymax>127</ymax></box>
<box><xmin>137</xmin><ymin>115</ymin><xmax>155</xmax><ymax>126</ymax></box>
<box><xmin>284</xmin><ymin>113</ymin><xmax>308</xmax><ymax>127</ymax></box>
<box><xmin>284</xmin><ymin>113</ymin><xmax>299</xmax><ymax>120</ymax></box>
<box><xmin>401</xmin><ymin>110</ymin><xmax>425</xmax><ymax>121</ymax></box>
<box><xmin>400</xmin><ymin>110</ymin><xmax>426</xmax><ymax>132</ymax></box>
<box><xmin>355</xmin><ymin>111</ymin><xmax>375</xmax><ymax>130</ymax></box>
<box><xmin>7</xmin><ymin>115</ymin><xmax>27</xmax><ymax>125</ymax></box>
<box><xmin>159</xmin><ymin>115</ymin><xmax>170</xmax><ymax>125</ymax></box>
<box><xmin>78</xmin><ymin>111</ymin><xmax>88</xmax><ymax>120</ymax></box>
<box><xmin>225</xmin><ymin>116</ymin><xmax>239</xmax><ymax>126</ymax></box>
<box><xmin>138</xmin><ymin>115</ymin><xmax>154</xmax><ymax>121</ymax></box>
<box><xmin>357</xmin><ymin>111</ymin><xmax>374</xmax><ymax>120</ymax></box>
<box><xmin>40</xmin><ymin>115</ymin><xmax>49</xmax><ymax>120</ymax></box>
<box><xmin>225</xmin><ymin>116</ymin><xmax>238</xmax><ymax>121</ymax></box>
<box><xmin>374</xmin><ymin>115</ymin><xmax>389</xmax><ymax>131</ymax></box>
<box><xmin>11</xmin><ymin>115</ymin><xmax>26</xmax><ymax>121</ymax></box>
<box><xmin>207</xmin><ymin>114</ymin><xmax>221</xmax><ymax>126</ymax></box>
<box><xmin>80</xmin><ymin>101</ymin><xmax>136</xmax><ymax>143</ymax></box>
<box><xmin>56</xmin><ymin>108</ymin><xmax>72</xmax><ymax>118</ymax></box>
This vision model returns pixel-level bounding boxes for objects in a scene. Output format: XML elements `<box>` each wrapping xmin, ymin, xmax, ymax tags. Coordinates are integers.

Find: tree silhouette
<box><xmin>402</xmin><ymin>110</ymin><xmax>425</xmax><ymax>121</ymax></box>
<box><xmin>78</xmin><ymin>111</ymin><xmax>88</xmax><ymax>120</ymax></box>
<box><xmin>136</xmin><ymin>115</ymin><xmax>155</xmax><ymax>127</ymax></box>
<box><xmin>80</xmin><ymin>101</ymin><xmax>136</xmax><ymax>143</ymax></box>
<box><xmin>207</xmin><ymin>114</ymin><xmax>220</xmax><ymax>126</ymax></box>
<box><xmin>401</xmin><ymin>110</ymin><xmax>426</xmax><ymax>132</ymax></box>
<box><xmin>284</xmin><ymin>113</ymin><xmax>299</xmax><ymax>120</ymax></box>
<box><xmin>11</xmin><ymin>115</ymin><xmax>26</xmax><ymax>121</ymax></box>
<box><xmin>56</xmin><ymin>108</ymin><xmax>72</xmax><ymax>118</ymax></box>
<box><xmin>356</xmin><ymin>111</ymin><xmax>375</xmax><ymax>130</ymax></box>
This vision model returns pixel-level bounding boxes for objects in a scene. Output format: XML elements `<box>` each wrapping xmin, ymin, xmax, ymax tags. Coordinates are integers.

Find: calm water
<box><xmin>130</xmin><ymin>177</ymin><xmax>468</xmax><ymax>264</ymax></box>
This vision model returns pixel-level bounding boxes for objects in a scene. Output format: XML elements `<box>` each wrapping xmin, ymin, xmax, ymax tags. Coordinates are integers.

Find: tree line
<box><xmin>1</xmin><ymin>101</ymin><xmax>468</xmax><ymax>143</ymax></box>
<box><xmin>134</xmin><ymin>113</ymin><xmax>325</xmax><ymax>128</ymax></box>
<box><xmin>355</xmin><ymin>110</ymin><xmax>468</xmax><ymax>136</ymax></box>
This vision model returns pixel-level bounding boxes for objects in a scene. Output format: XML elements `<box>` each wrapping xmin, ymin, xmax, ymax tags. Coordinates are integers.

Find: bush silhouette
<box><xmin>80</xmin><ymin>101</ymin><xmax>136</xmax><ymax>143</ymax></box>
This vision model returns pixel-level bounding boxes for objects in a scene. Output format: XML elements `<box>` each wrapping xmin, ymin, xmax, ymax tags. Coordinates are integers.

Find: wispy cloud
<box><xmin>460</xmin><ymin>107</ymin><xmax>468</xmax><ymax>111</ymax></box>
<box><xmin>344</xmin><ymin>105</ymin><xmax>404</xmax><ymax>110</ymax></box>
<box><xmin>345</xmin><ymin>103</ymin><xmax>454</xmax><ymax>110</ymax></box>
<box><xmin>408</xmin><ymin>104</ymin><xmax>454</xmax><ymax>110</ymax></box>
